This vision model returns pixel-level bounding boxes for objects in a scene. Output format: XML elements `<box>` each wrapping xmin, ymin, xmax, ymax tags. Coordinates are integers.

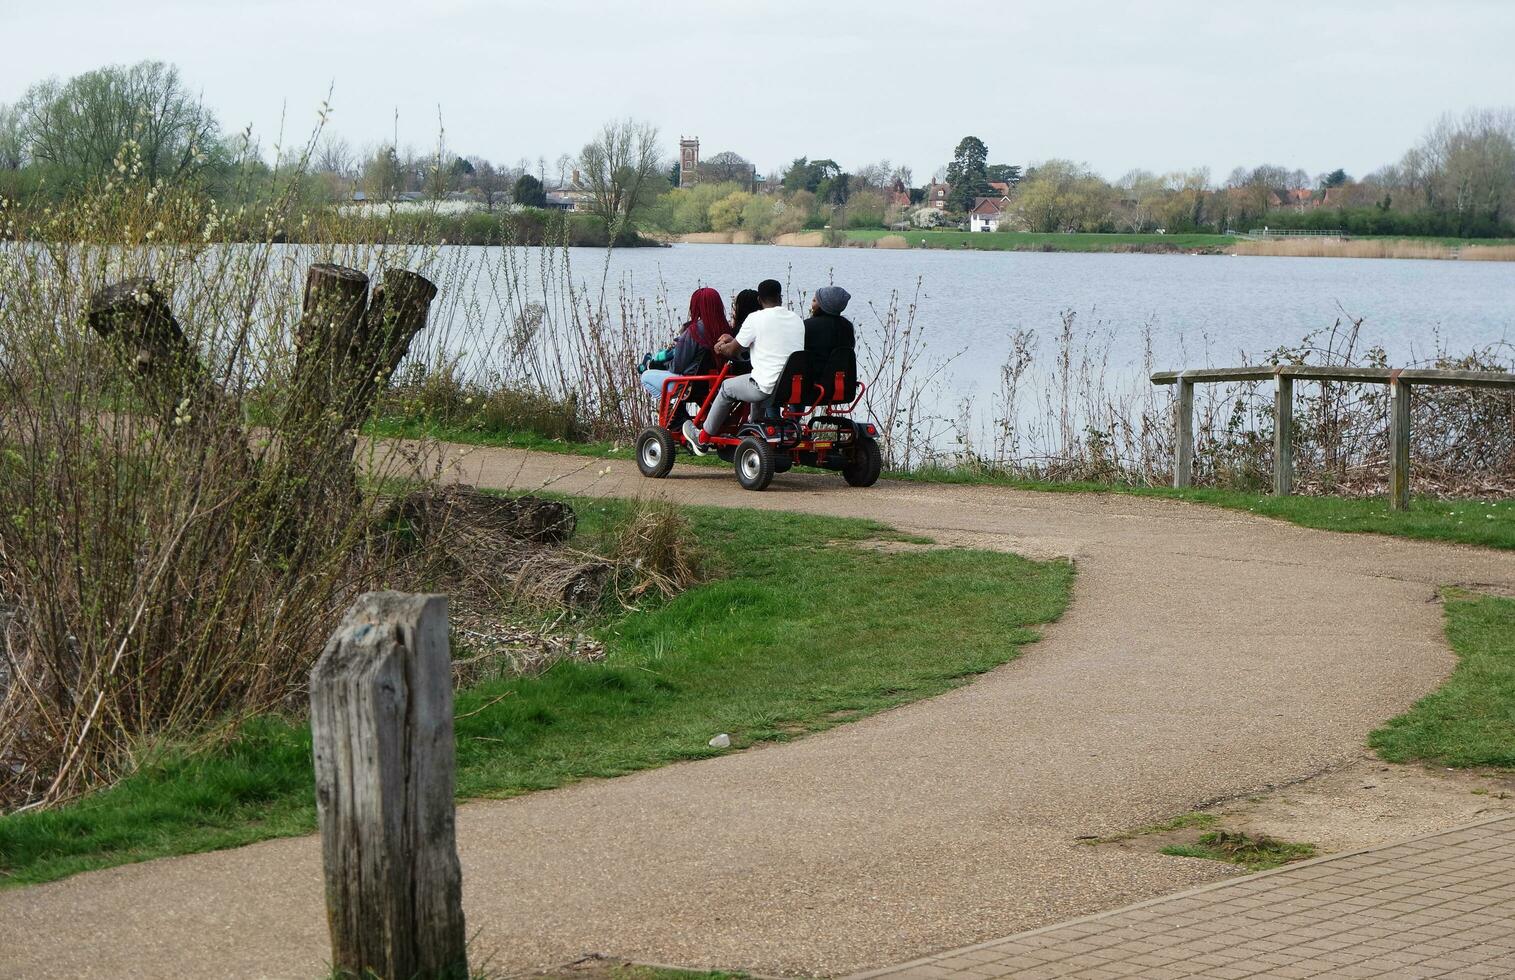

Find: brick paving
<box><xmin>853</xmin><ymin>816</ymin><xmax>1515</xmax><ymax>980</ymax></box>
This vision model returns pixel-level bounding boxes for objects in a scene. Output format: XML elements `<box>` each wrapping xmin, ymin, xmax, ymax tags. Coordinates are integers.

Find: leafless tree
<box><xmin>578</xmin><ymin>118</ymin><xmax>664</xmax><ymax>242</ymax></box>
<box><xmin>471</xmin><ymin>157</ymin><xmax>509</xmax><ymax>212</ymax></box>
<box><xmin>316</xmin><ymin>135</ymin><xmax>356</xmax><ymax>177</ymax></box>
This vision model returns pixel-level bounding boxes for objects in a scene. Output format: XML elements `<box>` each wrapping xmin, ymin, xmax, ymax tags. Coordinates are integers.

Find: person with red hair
<box><xmin>640</xmin><ymin>286</ymin><xmax>730</xmax><ymax>400</ymax></box>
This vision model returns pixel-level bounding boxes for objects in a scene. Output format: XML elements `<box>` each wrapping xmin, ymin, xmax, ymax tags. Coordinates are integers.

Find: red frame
<box><xmin>657</xmin><ymin>363</ymin><xmax>869</xmax><ymax>453</ymax></box>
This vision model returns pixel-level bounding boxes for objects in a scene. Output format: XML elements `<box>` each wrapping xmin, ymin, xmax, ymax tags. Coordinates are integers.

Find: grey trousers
<box><xmin>703</xmin><ymin>374</ymin><xmax>772</xmax><ymax>435</ymax></box>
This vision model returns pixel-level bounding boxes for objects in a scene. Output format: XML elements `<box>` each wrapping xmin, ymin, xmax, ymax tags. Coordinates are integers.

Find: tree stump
<box><xmin>310</xmin><ymin>592</ymin><xmax>467</xmax><ymax>980</ymax></box>
<box><xmin>86</xmin><ymin>278</ymin><xmax>204</xmax><ymax>419</ymax></box>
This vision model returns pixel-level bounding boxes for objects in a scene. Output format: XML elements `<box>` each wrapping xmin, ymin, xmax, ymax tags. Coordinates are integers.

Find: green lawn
<box><xmin>844</xmin><ymin>229</ymin><xmax>1237</xmax><ymax>252</ymax></box>
<box><xmin>1370</xmin><ymin>591</ymin><xmax>1515</xmax><ymax>768</ymax></box>
<box><xmin>0</xmin><ymin>500</ymin><xmax>1070</xmax><ymax>888</ymax></box>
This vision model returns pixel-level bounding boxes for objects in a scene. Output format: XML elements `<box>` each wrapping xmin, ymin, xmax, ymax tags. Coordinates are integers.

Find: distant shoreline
<box><xmin>661</xmin><ymin>229</ymin><xmax>1515</xmax><ymax>261</ymax></box>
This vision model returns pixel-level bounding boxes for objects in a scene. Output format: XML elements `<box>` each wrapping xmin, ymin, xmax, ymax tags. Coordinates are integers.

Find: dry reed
<box><xmin>1232</xmin><ymin>239</ymin><xmax>1457</xmax><ymax>260</ymax></box>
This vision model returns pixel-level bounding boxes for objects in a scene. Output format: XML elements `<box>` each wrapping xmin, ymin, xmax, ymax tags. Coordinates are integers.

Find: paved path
<box><xmin>3</xmin><ymin>448</ymin><xmax>1514</xmax><ymax>978</ymax></box>
<box><xmin>854</xmin><ymin>815</ymin><xmax>1515</xmax><ymax>979</ymax></box>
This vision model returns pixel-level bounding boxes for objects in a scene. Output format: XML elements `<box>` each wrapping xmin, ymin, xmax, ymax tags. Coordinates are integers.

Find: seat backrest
<box><xmin>817</xmin><ymin>346</ymin><xmax>857</xmax><ymax>404</ymax></box>
<box><xmin>772</xmin><ymin>349</ymin><xmax>814</xmax><ymax>407</ymax></box>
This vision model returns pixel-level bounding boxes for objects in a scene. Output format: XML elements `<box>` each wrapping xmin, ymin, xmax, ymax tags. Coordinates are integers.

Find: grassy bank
<box><xmin>0</xmin><ymin>499</ymin><xmax>1070</xmax><ymax>887</ymax></box>
<box><xmin>1370</xmin><ymin>590</ymin><xmax>1515</xmax><ymax>768</ymax></box>
<box><xmin>843</xmin><ymin>229</ymin><xmax>1238</xmax><ymax>253</ymax></box>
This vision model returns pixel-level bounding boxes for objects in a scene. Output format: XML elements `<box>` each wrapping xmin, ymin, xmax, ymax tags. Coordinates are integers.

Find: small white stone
<box><xmin>708</xmin><ymin>733</ymin><xmax>730</xmax><ymax>749</ymax></box>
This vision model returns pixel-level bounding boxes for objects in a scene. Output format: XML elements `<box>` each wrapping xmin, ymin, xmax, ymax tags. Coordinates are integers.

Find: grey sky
<box><xmin>5</xmin><ymin>0</ymin><xmax>1514</xmax><ymax>183</ymax></box>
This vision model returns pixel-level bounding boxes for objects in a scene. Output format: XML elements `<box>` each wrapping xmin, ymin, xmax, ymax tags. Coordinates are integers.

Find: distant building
<box><xmin>677</xmin><ymin>136</ymin><xmax>758</xmax><ymax>191</ymax></box>
<box><xmin>969</xmin><ymin>196</ymin><xmax>1005</xmax><ymax>232</ymax></box>
<box><xmin>679</xmin><ymin>138</ymin><xmax>700</xmax><ymax>188</ymax></box>
<box><xmin>924</xmin><ymin>181</ymin><xmax>952</xmax><ymax>209</ymax></box>
<box><xmin>888</xmin><ymin>178</ymin><xmax>912</xmax><ymax>209</ymax></box>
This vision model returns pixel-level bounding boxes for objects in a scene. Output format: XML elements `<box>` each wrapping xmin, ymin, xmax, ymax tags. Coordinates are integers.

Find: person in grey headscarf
<box><xmin>805</xmin><ymin>284</ymin><xmax>855</xmax><ymax>372</ymax></box>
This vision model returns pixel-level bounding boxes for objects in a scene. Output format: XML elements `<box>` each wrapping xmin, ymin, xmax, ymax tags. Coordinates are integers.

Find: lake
<box><xmin>409</xmin><ymin>242</ymin><xmax>1515</xmax><ymax>462</ymax></box>
<box><xmin>447</xmin><ymin>242</ymin><xmax>1515</xmax><ymax>377</ymax></box>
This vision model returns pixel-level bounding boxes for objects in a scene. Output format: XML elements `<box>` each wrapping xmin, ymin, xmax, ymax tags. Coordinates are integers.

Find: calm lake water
<box><xmin>499</xmin><ymin>243</ymin><xmax>1515</xmax><ymax>385</ymax></box>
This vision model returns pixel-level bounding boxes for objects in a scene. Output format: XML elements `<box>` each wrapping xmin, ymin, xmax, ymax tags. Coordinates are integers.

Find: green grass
<box><xmin>0</xmin><ymin>500</ymin><xmax>1070</xmax><ymax>888</ymax></box>
<box><xmin>844</xmin><ymin>229</ymin><xmax>1238</xmax><ymax>252</ymax></box>
<box><xmin>1159</xmin><ymin>830</ymin><xmax>1316</xmax><ymax>872</ymax></box>
<box><xmin>1370</xmin><ymin>591</ymin><xmax>1515</xmax><ymax>768</ymax></box>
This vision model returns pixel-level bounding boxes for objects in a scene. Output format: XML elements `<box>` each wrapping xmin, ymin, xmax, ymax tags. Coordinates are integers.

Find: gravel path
<box><xmin>3</xmin><ymin>448</ymin><xmax>1513</xmax><ymax>979</ymax></box>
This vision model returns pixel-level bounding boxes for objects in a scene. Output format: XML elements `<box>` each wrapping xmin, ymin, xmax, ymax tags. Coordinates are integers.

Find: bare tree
<box><xmin>0</xmin><ymin>102</ymin><xmax>24</xmax><ymax>170</ymax></box>
<box><xmin>471</xmin><ymin>157</ymin><xmax>508</xmax><ymax>212</ymax></box>
<box><xmin>703</xmin><ymin>150</ymin><xmax>753</xmax><ymax>185</ymax></box>
<box><xmin>316</xmin><ymin>136</ymin><xmax>356</xmax><ymax>177</ymax></box>
<box><xmin>578</xmin><ymin>118</ymin><xmax>664</xmax><ymax>242</ymax></box>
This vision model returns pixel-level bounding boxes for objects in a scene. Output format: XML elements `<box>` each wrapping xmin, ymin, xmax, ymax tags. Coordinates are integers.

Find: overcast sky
<box><xmin>5</xmin><ymin>0</ymin><xmax>1514</xmax><ymax>183</ymax></box>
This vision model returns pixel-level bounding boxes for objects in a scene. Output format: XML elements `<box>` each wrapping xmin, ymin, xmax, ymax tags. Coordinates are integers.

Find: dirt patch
<box><xmin>525</xmin><ymin>953</ymin><xmax>750</xmax><ymax>980</ymax></box>
<box><xmin>1088</xmin><ymin>756</ymin><xmax>1515</xmax><ymax>870</ymax></box>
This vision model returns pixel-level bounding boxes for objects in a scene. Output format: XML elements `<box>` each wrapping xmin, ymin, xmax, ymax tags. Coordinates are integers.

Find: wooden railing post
<box><xmin>1273</xmin><ymin>372</ymin><xmax>1294</xmax><ymax>496</ymax></box>
<box><xmin>1174</xmin><ymin>376</ymin><xmax>1194</xmax><ymax>489</ymax></box>
<box><xmin>1389</xmin><ymin>375</ymin><xmax>1412</xmax><ymax>511</ymax></box>
<box><xmin>311</xmin><ymin>592</ymin><xmax>467</xmax><ymax>980</ymax></box>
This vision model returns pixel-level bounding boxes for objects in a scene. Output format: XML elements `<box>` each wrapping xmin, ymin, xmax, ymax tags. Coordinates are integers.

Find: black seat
<box><xmin>815</xmin><ymin>346</ymin><xmax>858</xmax><ymax>405</ymax></box>
<box><xmin>770</xmin><ymin>350</ymin><xmax>819</xmax><ymax>412</ymax></box>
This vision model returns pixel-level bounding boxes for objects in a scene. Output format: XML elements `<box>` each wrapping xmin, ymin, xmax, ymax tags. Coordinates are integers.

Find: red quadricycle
<box><xmin>634</xmin><ymin>348</ymin><xmax>883</xmax><ymax>491</ymax></box>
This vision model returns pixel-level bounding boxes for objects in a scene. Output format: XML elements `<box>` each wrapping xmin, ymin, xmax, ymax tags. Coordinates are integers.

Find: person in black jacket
<box><xmin>805</xmin><ymin>285</ymin><xmax>854</xmax><ymax>365</ymax></box>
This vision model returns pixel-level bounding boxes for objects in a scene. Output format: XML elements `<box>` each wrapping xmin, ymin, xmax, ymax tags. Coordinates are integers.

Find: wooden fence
<box><xmin>1151</xmin><ymin>365</ymin><xmax>1515</xmax><ymax>509</ymax></box>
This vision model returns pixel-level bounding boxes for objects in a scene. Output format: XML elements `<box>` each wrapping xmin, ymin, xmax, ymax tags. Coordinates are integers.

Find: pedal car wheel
<box><xmin>843</xmin><ymin>435</ymin><xmax>883</xmax><ymax>487</ymax></box>
<box><xmin>635</xmin><ymin>426</ymin><xmax>676</xmax><ymax>478</ymax></box>
<box><xmin>734</xmin><ymin>435</ymin><xmax>776</xmax><ymax>491</ymax></box>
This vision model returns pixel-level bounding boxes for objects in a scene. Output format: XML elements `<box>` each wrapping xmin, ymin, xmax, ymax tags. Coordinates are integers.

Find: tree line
<box><xmin>3</xmin><ymin>60</ymin><xmax>1512</xmax><ymax>242</ymax></box>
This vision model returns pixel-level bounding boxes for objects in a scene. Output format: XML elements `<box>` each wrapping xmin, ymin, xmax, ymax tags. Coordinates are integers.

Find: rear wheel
<box><xmin>636</xmin><ymin>426</ymin><xmax>675</xmax><ymax>478</ymax></box>
<box><xmin>843</xmin><ymin>435</ymin><xmax>883</xmax><ymax>487</ymax></box>
<box><xmin>734</xmin><ymin>435</ymin><xmax>776</xmax><ymax>491</ymax></box>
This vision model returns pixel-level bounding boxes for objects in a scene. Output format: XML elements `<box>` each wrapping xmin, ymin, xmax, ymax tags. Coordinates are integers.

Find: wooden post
<box><xmin>1174</xmin><ymin>377</ymin><xmax>1194</xmax><ymax>489</ymax></box>
<box><xmin>1389</xmin><ymin>375</ymin><xmax>1412</xmax><ymax>511</ymax></box>
<box><xmin>310</xmin><ymin>592</ymin><xmax>467</xmax><ymax>980</ymax></box>
<box><xmin>1273</xmin><ymin>373</ymin><xmax>1294</xmax><ymax>496</ymax></box>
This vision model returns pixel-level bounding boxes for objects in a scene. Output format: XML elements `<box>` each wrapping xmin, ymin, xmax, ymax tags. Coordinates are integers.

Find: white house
<box><xmin>969</xmin><ymin>196</ymin><xmax>1005</xmax><ymax>232</ymax></box>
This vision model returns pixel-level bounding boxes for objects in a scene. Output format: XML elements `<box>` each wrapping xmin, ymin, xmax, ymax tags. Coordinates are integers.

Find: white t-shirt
<box><xmin>735</xmin><ymin>306</ymin><xmax>807</xmax><ymax>393</ymax></box>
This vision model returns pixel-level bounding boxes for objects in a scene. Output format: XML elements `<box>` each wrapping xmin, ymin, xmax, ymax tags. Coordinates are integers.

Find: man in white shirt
<box><xmin>683</xmin><ymin>278</ymin><xmax>806</xmax><ymax>454</ymax></box>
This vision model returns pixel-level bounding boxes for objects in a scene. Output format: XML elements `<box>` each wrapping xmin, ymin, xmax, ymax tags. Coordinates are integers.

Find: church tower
<box><xmin>679</xmin><ymin>137</ymin><xmax>700</xmax><ymax>188</ymax></box>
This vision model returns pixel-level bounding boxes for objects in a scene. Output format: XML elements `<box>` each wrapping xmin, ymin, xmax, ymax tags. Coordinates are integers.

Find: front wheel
<box><xmin>842</xmin><ymin>435</ymin><xmax>883</xmax><ymax>487</ymax></box>
<box><xmin>734</xmin><ymin>435</ymin><xmax>776</xmax><ymax>491</ymax></box>
<box><xmin>636</xmin><ymin>426</ymin><xmax>675</xmax><ymax>478</ymax></box>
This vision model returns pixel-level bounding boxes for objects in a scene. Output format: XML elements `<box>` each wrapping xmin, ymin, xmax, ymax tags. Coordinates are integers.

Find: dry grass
<box><xmin>0</xmin><ymin>152</ymin><xmax>462</xmax><ymax>810</ymax></box>
<box><xmin>1232</xmin><ymin>238</ymin><xmax>1456</xmax><ymax>260</ymax></box>
<box><xmin>772</xmin><ymin>231</ymin><xmax>825</xmax><ymax>247</ymax></box>
<box><xmin>873</xmin><ymin>235</ymin><xmax>909</xmax><ymax>249</ymax></box>
<box><xmin>1460</xmin><ymin>245</ymin><xmax>1515</xmax><ymax>261</ymax></box>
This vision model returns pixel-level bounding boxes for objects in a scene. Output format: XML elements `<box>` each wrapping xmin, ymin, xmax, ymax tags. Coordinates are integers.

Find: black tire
<box><xmin>734</xmin><ymin>435</ymin><xmax>776</xmax><ymax>491</ymax></box>
<box><xmin>842</xmin><ymin>435</ymin><xmax>883</xmax><ymax>487</ymax></box>
<box><xmin>635</xmin><ymin>426</ymin><xmax>675</xmax><ymax>478</ymax></box>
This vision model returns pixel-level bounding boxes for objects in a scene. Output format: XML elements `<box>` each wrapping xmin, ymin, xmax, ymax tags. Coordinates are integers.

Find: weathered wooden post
<box><xmin>1174</xmin><ymin>376</ymin><xmax>1194</xmax><ymax>489</ymax></box>
<box><xmin>310</xmin><ymin>592</ymin><xmax>467</xmax><ymax>980</ymax></box>
<box><xmin>1273</xmin><ymin>371</ymin><xmax>1294</xmax><ymax>496</ymax></box>
<box><xmin>1388</xmin><ymin>373</ymin><xmax>1412</xmax><ymax>511</ymax></box>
